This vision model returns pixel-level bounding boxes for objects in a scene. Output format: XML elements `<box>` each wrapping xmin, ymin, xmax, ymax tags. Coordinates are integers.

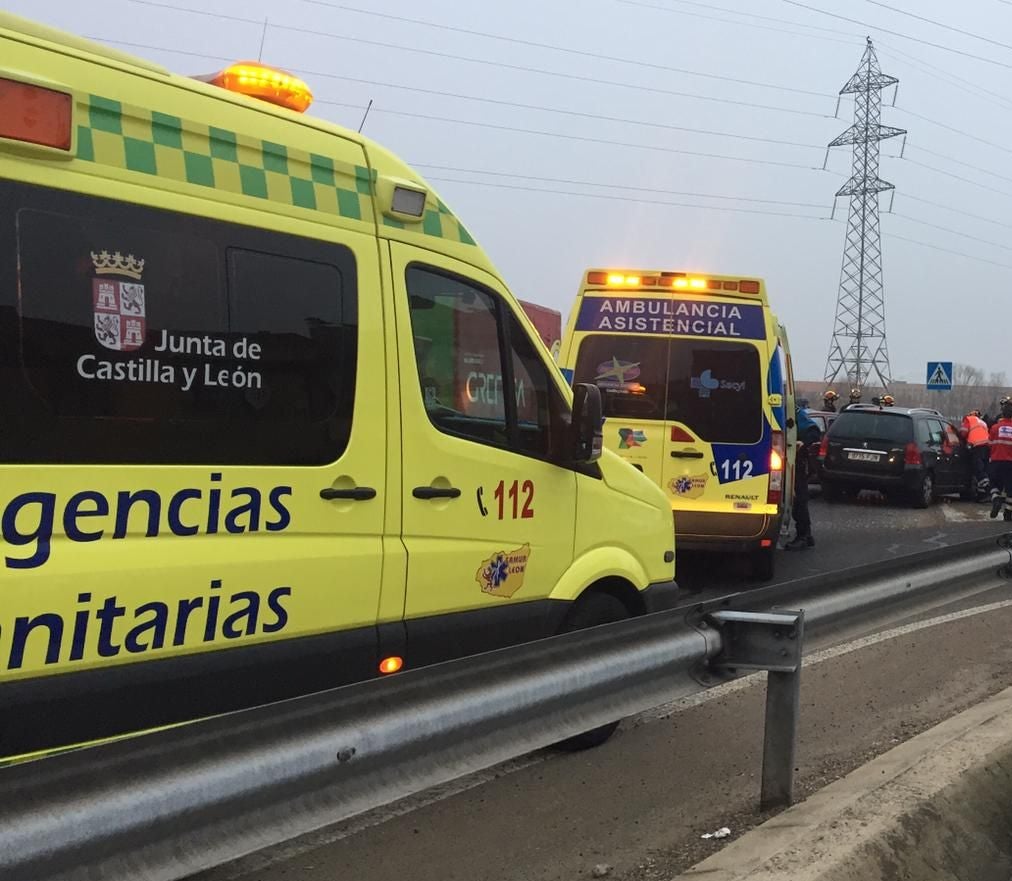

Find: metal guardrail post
<box><xmin>707</xmin><ymin>610</ymin><xmax>805</xmax><ymax>811</ymax></box>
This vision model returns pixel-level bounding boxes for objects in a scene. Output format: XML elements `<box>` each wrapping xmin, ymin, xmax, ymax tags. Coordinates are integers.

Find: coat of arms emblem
<box><xmin>91</xmin><ymin>250</ymin><xmax>147</xmax><ymax>352</ymax></box>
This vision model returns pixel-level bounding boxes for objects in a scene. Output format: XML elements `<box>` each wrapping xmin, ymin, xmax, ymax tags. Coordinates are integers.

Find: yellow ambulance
<box><xmin>560</xmin><ymin>270</ymin><xmax>797</xmax><ymax>580</ymax></box>
<box><xmin>0</xmin><ymin>14</ymin><xmax>677</xmax><ymax>760</ymax></box>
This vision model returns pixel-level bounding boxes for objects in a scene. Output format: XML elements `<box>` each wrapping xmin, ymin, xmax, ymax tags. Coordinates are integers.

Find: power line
<box><xmin>866</xmin><ymin>1</ymin><xmax>1012</xmax><ymax>54</ymax></box>
<box><xmin>297</xmin><ymin>72</ymin><xmax>824</xmax><ymax>150</ymax></box>
<box><xmin>877</xmin><ymin>42</ymin><xmax>1012</xmax><ymax>111</ymax></box>
<box><xmin>892</xmin><ymin>105</ymin><xmax>1012</xmax><ymax>158</ymax></box>
<box><xmin>412</xmin><ymin>164</ymin><xmax>830</xmax><ymax>207</ymax></box>
<box><xmin>92</xmin><ymin>35</ymin><xmax>828</xmax><ymax>158</ymax></box>
<box><xmin>302</xmin><ymin>0</ymin><xmax>833</xmax><ymax>99</ymax></box>
<box><xmin>423</xmin><ymin>175</ymin><xmax>831</xmax><ymax>219</ymax></box>
<box><xmin>782</xmin><ymin>0</ymin><xmax>1012</xmax><ymax>70</ymax></box>
<box><xmin>900</xmin><ymin>156</ymin><xmax>1012</xmax><ymax>200</ymax></box>
<box><xmin>882</xmin><ymin>229</ymin><xmax>1012</xmax><ymax>271</ymax></box>
<box><xmin>905</xmin><ymin>144</ymin><xmax>1012</xmax><ymax>189</ymax></box>
<box><xmin>901</xmin><ymin>193</ymin><xmax>1012</xmax><ymax>234</ymax></box>
<box><xmin>125</xmin><ymin>0</ymin><xmax>829</xmax><ymax>118</ymax></box>
<box><xmin>890</xmin><ymin>211</ymin><xmax>1012</xmax><ymax>255</ymax></box>
<box><xmin>619</xmin><ymin>0</ymin><xmax>862</xmax><ymax>45</ymax></box>
<box><xmin>313</xmin><ymin>100</ymin><xmax>825</xmax><ymax>171</ymax></box>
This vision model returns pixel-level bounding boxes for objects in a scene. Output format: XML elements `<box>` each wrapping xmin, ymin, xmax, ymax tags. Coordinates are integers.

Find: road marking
<box><xmin>206</xmin><ymin>593</ymin><xmax>1012</xmax><ymax>878</ymax></box>
<box><xmin>922</xmin><ymin>531</ymin><xmax>948</xmax><ymax>548</ymax></box>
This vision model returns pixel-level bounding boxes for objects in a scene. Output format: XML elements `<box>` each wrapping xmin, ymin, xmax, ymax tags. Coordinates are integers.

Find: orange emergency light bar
<box><xmin>201</xmin><ymin>62</ymin><xmax>313</xmax><ymax>113</ymax></box>
<box><xmin>587</xmin><ymin>270</ymin><xmax>761</xmax><ymax>296</ymax></box>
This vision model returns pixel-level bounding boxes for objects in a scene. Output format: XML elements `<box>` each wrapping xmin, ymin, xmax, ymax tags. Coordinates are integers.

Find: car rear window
<box><xmin>830</xmin><ymin>411</ymin><xmax>913</xmax><ymax>445</ymax></box>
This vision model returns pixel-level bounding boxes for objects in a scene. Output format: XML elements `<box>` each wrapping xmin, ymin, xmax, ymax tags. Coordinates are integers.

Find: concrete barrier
<box><xmin>676</xmin><ymin>684</ymin><xmax>1012</xmax><ymax>881</ymax></box>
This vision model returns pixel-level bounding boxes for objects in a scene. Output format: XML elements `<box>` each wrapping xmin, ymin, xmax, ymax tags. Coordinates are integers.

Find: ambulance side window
<box><xmin>406</xmin><ymin>266</ymin><xmax>558</xmax><ymax>459</ymax></box>
<box><xmin>3</xmin><ymin>184</ymin><xmax>356</xmax><ymax>465</ymax></box>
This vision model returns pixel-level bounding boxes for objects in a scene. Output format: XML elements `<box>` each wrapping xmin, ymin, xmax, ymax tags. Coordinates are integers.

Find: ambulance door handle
<box><xmin>320</xmin><ymin>487</ymin><xmax>377</xmax><ymax>501</ymax></box>
<box><xmin>412</xmin><ymin>486</ymin><xmax>462</xmax><ymax>500</ymax></box>
<box><xmin>670</xmin><ymin>451</ymin><xmax>705</xmax><ymax>459</ymax></box>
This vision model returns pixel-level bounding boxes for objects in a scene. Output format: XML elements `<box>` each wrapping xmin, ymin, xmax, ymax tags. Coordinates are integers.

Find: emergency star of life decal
<box><xmin>91</xmin><ymin>250</ymin><xmax>147</xmax><ymax>352</ymax></box>
<box><xmin>475</xmin><ymin>544</ymin><xmax>531</xmax><ymax>598</ymax></box>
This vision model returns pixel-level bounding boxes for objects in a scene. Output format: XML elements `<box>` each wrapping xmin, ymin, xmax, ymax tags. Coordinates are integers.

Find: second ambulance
<box><xmin>560</xmin><ymin>270</ymin><xmax>797</xmax><ymax>580</ymax></box>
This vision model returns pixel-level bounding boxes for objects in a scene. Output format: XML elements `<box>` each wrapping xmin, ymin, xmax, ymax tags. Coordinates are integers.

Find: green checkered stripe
<box><xmin>75</xmin><ymin>94</ymin><xmax>373</xmax><ymax>223</ymax></box>
<box><xmin>73</xmin><ymin>94</ymin><xmax>476</xmax><ymax>245</ymax></box>
<box><xmin>382</xmin><ymin>197</ymin><xmax>476</xmax><ymax>246</ymax></box>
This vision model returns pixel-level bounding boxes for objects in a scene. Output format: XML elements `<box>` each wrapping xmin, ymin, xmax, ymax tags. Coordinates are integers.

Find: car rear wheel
<box><xmin>554</xmin><ymin>592</ymin><xmax>630</xmax><ymax>750</ymax></box>
<box><xmin>911</xmin><ymin>471</ymin><xmax>934</xmax><ymax>509</ymax></box>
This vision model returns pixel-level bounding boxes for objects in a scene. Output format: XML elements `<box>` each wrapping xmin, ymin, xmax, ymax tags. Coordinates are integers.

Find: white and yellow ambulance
<box><xmin>0</xmin><ymin>13</ymin><xmax>677</xmax><ymax>760</ymax></box>
<box><xmin>560</xmin><ymin>270</ymin><xmax>797</xmax><ymax>580</ymax></box>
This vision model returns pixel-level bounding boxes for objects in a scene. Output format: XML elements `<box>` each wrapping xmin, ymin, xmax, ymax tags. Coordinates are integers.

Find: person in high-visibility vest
<box><xmin>989</xmin><ymin>397</ymin><xmax>1012</xmax><ymax>521</ymax></box>
<box><xmin>960</xmin><ymin>409</ymin><xmax>990</xmax><ymax>500</ymax></box>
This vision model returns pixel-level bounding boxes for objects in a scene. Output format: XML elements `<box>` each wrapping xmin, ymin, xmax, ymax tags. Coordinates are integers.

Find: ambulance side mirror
<box><xmin>571</xmin><ymin>383</ymin><xmax>603</xmax><ymax>464</ymax></box>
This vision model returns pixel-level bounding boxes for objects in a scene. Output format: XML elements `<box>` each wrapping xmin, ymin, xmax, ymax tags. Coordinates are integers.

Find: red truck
<box><xmin>519</xmin><ymin>300</ymin><xmax>562</xmax><ymax>362</ymax></box>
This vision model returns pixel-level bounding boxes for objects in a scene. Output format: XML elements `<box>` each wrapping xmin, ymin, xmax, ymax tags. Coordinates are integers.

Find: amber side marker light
<box><xmin>202</xmin><ymin>62</ymin><xmax>313</xmax><ymax>113</ymax></box>
<box><xmin>379</xmin><ymin>656</ymin><xmax>404</xmax><ymax>675</ymax></box>
<box><xmin>0</xmin><ymin>77</ymin><xmax>72</xmax><ymax>150</ymax></box>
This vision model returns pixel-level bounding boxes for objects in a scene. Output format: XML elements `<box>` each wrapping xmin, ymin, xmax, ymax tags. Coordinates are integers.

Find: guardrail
<box><xmin>2</xmin><ymin>534</ymin><xmax>1009</xmax><ymax>881</ymax></box>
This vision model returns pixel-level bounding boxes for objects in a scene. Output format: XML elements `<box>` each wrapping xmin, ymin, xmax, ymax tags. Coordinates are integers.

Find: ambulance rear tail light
<box><xmin>201</xmin><ymin>62</ymin><xmax>313</xmax><ymax>112</ymax></box>
<box><xmin>670</xmin><ymin>426</ymin><xmax>694</xmax><ymax>442</ymax></box>
<box><xmin>0</xmin><ymin>77</ymin><xmax>72</xmax><ymax>150</ymax></box>
<box><xmin>768</xmin><ymin>430</ymin><xmax>785</xmax><ymax>504</ymax></box>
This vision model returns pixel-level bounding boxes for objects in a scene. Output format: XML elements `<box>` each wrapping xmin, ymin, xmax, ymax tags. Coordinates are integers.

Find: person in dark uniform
<box><xmin>785</xmin><ymin>407</ymin><xmax>823</xmax><ymax>550</ymax></box>
<box><xmin>822</xmin><ymin>389</ymin><xmax>839</xmax><ymax>412</ymax></box>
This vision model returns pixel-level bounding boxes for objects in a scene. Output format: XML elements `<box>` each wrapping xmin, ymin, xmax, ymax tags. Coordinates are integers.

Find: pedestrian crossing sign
<box><xmin>926</xmin><ymin>361</ymin><xmax>953</xmax><ymax>391</ymax></box>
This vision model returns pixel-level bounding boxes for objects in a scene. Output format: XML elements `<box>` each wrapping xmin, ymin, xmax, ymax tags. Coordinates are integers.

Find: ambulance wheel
<box><xmin>554</xmin><ymin>592</ymin><xmax>630</xmax><ymax>751</ymax></box>
<box><xmin>750</xmin><ymin>546</ymin><xmax>776</xmax><ymax>582</ymax></box>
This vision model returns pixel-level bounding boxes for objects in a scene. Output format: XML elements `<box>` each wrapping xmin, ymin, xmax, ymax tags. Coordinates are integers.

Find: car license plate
<box><xmin>847</xmin><ymin>451</ymin><xmax>881</xmax><ymax>462</ymax></box>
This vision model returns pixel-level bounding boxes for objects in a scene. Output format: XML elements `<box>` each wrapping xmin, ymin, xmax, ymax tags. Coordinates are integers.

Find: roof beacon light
<box><xmin>0</xmin><ymin>77</ymin><xmax>72</xmax><ymax>150</ymax></box>
<box><xmin>206</xmin><ymin>62</ymin><xmax>313</xmax><ymax>113</ymax></box>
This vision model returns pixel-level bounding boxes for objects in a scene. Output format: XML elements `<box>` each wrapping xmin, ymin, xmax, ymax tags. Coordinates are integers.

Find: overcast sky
<box><xmin>10</xmin><ymin>0</ymin><xmax>1012</xmax><ymax>385</ymax></box>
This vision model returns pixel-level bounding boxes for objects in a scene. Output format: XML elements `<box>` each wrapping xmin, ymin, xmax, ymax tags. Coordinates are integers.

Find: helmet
<box><xmin>823</xmin><ymin>390</ymin><xmax>839</xmax><ymax>401</ymax></box>
<box><xmin>1002</xmin><ymin>396</ymin><xmax>1012</xmax><ymax>416</ymax></box>
<box><xmin>882</xmin><ymin>395</ymin><xmax>895</xmax><ymax>406</ymax></box>
<box><xmin>849</xmin><ymin>387</ymin><xmax>862</xmax><ymax>401</ymax></box>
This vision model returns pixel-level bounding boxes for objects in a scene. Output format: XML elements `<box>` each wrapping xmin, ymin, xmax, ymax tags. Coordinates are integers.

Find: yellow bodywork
<box><xmin>0</xmin><ymin>12</ymin><xmax>673</xmax><ymax>740</ymax></box>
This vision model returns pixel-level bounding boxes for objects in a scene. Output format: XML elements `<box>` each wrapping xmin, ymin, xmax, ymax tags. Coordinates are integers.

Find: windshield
<box><xmin>830</xmin><ymin>411</ymin><xmax>913</xmax><ymax>445</ymax></box>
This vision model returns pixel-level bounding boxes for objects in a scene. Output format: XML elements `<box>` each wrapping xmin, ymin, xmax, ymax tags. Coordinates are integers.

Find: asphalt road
<box><xmin>674</xmin><ymin>489</ymin><xmax>1011</xmax><ymax>601</ymax></box>
<box><xmin>200</xmin><ymin>496</ymin><xmax>1012</xmax><ymax>881</ymax></box>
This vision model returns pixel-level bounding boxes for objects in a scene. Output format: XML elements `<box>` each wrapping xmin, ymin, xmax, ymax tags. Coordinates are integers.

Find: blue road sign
<box><xmin>926</xmin><ymin>361</ymin><xmax>953</xmax><ymax>391</ymax></box>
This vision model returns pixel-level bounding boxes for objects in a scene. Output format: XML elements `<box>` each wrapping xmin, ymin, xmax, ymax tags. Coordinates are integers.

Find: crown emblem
<box><xmin>91</xmin><ymin>250</ymin><xmax>145</xmax><ymax>280</ymax></box>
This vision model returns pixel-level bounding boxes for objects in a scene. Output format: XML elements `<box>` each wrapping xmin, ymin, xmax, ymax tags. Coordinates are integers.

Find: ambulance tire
<box><xmin>554</xmin><ymin>592</ymin><xmax>631</xmax><ymax>751</ymax></box>
<box><xmin>750</xmin><ymin>546</ymin><xmax>776</xmax><ymax>582</ymax></box>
